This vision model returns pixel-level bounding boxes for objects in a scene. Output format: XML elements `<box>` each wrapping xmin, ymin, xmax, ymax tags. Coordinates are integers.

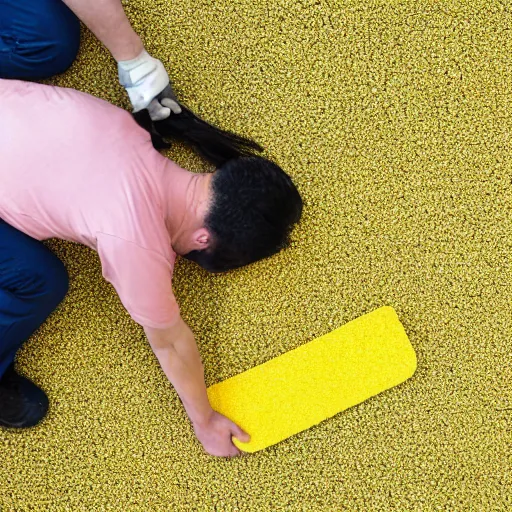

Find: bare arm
<box><xmin>144</xmin><ymin>316</ymin><xmax>250</xmax><ymax>457</ymax></box>
<box><xmin>145</xmin><ymin>317</ymin><xmax>213</xmax><ymax>425</ymax></box>
<box><xmin>61</xmin><ymin>0</ymin><xmax>143</xmax><ymax>61</ymax></box>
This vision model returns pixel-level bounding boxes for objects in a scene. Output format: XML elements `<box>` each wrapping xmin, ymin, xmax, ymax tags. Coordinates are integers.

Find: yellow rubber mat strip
<box><xmin>207</xmin><ymin>306</ymin><xmax>417</xmax><ymax>452</ymax></box>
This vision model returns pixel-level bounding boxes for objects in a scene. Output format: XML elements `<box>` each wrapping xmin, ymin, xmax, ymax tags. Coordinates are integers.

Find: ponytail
<box><xmin>132</xmin><ymin>103</ymin><xmax>263</xmax><ymax>167</ymax></box>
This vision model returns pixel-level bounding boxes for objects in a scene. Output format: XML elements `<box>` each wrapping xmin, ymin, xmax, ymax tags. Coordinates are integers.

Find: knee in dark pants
<box><xmin>35</xmin><ymin>252</ymin><xmax>69</xmax><ymax>311</ymax></box>
<box><xmin>45</xmin><ymin>18</ymin><xmax>81</xmax><ymax>77</ymax></box>
<box><xmin>15</xmin><ymin>248</ymin><xmax>70</xmax><ymax>315</ymax></box>
<box><xmin>0</xmin><ymin>0</ymin><xmax>81</xmax><ymax>79</ymax></box>
<box><xmin>32</xmin><ymin>10</ymin><xmax>81</xmax><ymax>78</ymax></box>
<box><xmin>0</xmin><ymin>240</ymin><xmax>69</xmax><ymax>377</ymax></box>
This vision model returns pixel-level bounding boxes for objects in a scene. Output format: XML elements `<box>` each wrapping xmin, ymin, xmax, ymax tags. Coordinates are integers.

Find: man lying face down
<box><xmin>0</xmin><ymin>79</ymin><xmax>302</xmax><ymax>458</ymax></box>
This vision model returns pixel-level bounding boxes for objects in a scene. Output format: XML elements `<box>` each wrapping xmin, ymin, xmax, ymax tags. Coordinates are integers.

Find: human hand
<box><xmin>118</xmin><ymin>50</ymin><xmax>182</xmax><ymax>121</ymax></box>
<box><xmin>193</xmin><ymin>410</ymin><xmax>250</xmax><ymax>457</ymax></box>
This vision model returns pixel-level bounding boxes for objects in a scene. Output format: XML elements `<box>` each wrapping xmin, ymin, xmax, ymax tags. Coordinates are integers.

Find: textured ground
<box><xmin>1</xmin><ymin>0</ymin><xmax>511</xmax><ymax>510</ymax></box>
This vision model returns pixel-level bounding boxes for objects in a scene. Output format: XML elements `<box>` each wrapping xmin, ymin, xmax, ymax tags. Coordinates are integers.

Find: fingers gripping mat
<box><xmin>207</xmin><ymin>306</ymin><xmax>417</xmax><ymax>452</ymax></box>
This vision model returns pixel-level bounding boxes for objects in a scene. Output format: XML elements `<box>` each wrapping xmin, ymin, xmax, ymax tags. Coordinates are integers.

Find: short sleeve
<box><xmin>96</xmin><ymin>233</ymin><xmax>180</xmax><ymax>328</ymax></box>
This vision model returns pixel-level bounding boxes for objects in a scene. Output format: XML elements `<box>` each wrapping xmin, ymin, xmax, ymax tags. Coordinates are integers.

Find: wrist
<box><xmin>190</xmin><ymin>407</ymin><xmax>215</xmax><ymax>429</ymax></box>
<box><xmin>111</xmin><ymin>35</ymin><xmax>144</xmax><ymax>62</ymax></box>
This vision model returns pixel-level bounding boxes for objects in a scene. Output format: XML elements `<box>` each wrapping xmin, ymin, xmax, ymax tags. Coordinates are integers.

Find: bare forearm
<box><xmin>145</xmin><ymin>321</ymin><xmax>213</xmax><ymax>426</ymax></box>
<box><xmin>145</xmin><ymin>318</ymin><xmax>250</xmax><ymax>457</ymax></box>
<box><xmin>61</xmin><ymin>0</ymin><xmax>143</xmax><ymax>60</ymax></box>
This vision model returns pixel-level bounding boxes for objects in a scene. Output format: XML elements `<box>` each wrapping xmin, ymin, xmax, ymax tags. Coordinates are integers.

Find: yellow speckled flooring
<box><xmin>2</xmin><ymin>0</ymin><xmax>511</xmax><ymax>510</ymax></box>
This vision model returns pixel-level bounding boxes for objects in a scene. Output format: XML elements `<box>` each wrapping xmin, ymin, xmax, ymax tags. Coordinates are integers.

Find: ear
<box><xmin>191</xmin><ymin>228</ymin><xmax>211</xmax><ymax>251</ymax></box>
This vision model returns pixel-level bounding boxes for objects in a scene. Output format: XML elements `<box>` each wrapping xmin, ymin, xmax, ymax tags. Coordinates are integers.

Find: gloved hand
<box><xmin>118</xmin><ymin>49</ymin><xmax>182</xmax><ymax>121</ymax></box>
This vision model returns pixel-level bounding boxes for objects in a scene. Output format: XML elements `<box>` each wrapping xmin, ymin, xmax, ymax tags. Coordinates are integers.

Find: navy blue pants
<box><xmin>0</xmin><ymin>0</ymin><xmax>78</xmax><ymax>377</ymax></box>
<box><xmin>0</xmin><ymin>0</ymin><xmax>80</xmax><ymax>79</ymax></box>
<box><xmin>0</xmin><ymin>222</ymin><xmax>69</xmax><ymax>378</ymax></box>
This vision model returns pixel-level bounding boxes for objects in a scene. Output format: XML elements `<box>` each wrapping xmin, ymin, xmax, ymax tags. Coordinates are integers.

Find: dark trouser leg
<box><xmin>0</xmin><ymin>220</ymin><xmax>69</xmax><ymax>379</ymax></box>
<box><xmin>0</xmin><ymin>0</ymin><xmax>80</xmax><ymax>79</ymax></box>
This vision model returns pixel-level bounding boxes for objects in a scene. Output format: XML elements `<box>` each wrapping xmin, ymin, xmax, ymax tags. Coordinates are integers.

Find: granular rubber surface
<box><xmin>1</xmin><ymin>0</ymin><xmax>510</xmax><ymax>510</ymax></box>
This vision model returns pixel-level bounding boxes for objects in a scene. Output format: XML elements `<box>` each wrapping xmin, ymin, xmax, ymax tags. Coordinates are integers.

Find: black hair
<box><xmin>133</xmin><ymin>102</ymin><xmax>302</xmax><ymax>272</ymax></box>
<box><xmin>185</xmin><ymin>156</ymin><xmax>302</xmax><ymax>272</ymax></box>
<box><xmin>132</xmin><ymin>104</ymin><xmax>263</xmax><ymax>167</ymax></box>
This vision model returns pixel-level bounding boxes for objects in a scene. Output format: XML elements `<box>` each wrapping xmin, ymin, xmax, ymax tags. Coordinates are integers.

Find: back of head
<box><xmin>184</xmin><ymin>156</ymin><xmax>303</xmax><ymax>272</ymax></box>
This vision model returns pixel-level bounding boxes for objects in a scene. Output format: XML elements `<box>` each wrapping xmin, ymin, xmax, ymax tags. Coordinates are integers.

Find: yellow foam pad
<box><xmin>207</xmin><ymin>306</ymin><xmax>417</xmax><ymax>452</ymax></box>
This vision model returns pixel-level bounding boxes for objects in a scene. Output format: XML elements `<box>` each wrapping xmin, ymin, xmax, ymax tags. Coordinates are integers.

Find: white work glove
<box><xmin>118</xmin><ymin>49</ymin><xmax>182</xmax><ymax>121</ymax></box>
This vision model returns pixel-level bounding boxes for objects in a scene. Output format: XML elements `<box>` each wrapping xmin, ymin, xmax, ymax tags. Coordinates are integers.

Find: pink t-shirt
<box><xmin>0</xmin><ymin>79</ymin><xmax>180</xmax><ymax>329</ymax></box>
